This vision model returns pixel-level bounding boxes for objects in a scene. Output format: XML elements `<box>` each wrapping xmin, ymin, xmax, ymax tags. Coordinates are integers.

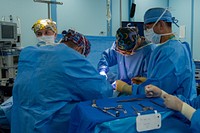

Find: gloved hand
<box><xmin>115</xmin><ymin>80</ymin><xmax>132</xmax><ymax>95</ymax></box>
<box><xmin>163</xmin><ymin>94</ymin><xmax>183</xmax><ymax>112</ymax></box>
<box><xmin>145</xmin><ymin>84</ymin><xmax>162</xmax><ymax>98</ymax></box>
<box><xmin>131</xmin><ymin>77</ymin><xmax>147</xmax><ymax>85</ymax></box>
<box><xmin>99</xmin><ymin>71</ymin><xmax>107</xmax><ymax>79</ymax></box>
<box><xmin>145</xmin><ymin>84</ymin><xmax>167</xmax><ymax>99</ymax></box>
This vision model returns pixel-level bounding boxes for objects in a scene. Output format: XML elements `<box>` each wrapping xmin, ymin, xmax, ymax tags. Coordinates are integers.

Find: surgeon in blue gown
<box><xmin>98</xmin><ymin>27</ymin><xmax>156</xmax><ymax>85</ymax></box>
<box><xmin>145</xmin><ymin>84</ymin><xmax>200</xmax><ymax>133</ymax></box>
<box><xmin>11</xmin><ymin>19</ymin><xmax>113</xmax><ymax>133</ymax></box>
<box><xmin>114</xmin><ymin>7</ymin><xmax>197</xmax><ymax>100</ymax></box>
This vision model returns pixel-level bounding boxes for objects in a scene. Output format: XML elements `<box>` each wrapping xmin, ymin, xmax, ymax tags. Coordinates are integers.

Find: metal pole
<box><xmin>128</xmin><ymin>0</ymin><xmax>131</xmax><ymax>22</ymax></box>
<box><xmin>106</xmin><ymin>0</ymin><xmax>112</xmax><ymax>36</ymax></box>
<box><xmin>33</xmin><ymin>0</ymin><xmax>63</xmax><ymax>19</ymax></box>
<box><xmin>48</xmin><ymin>3</ymin><xmax>50</xmax><ymax>19</ymax></box>
<box><xmin>120</xmin><ymin>0</ymin><xmax>122</xmax><ymax>27</ymax></box>
<box><xmin>191</xmin><ymin>0</ymin><xmax>194</xmax><ymax>56</ymax></box>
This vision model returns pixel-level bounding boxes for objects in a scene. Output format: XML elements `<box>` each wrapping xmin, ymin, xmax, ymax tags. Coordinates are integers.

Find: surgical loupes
<box><xmin>91</xmin><ymin>100</ymin><xmax>119</xmax><ymax>117</ymax></box>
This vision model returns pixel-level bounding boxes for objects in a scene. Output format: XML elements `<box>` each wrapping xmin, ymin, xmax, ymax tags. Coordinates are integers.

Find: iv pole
<box><xmin>33</xmin><ymin>0</ymin><xmax>63</xmax><ymax>19</ymax></box>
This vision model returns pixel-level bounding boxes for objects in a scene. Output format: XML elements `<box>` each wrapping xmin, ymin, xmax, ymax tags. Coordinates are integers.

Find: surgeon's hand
<box><xmin>163</xmin><ymin>94</ymin><xmax>183</xmax><ymax>112</ymax></box>
<box><xmin>145</xmin><ymin>84</ymin><xmax>162</xmax><ymax>98</ymax></box>
<box><xmin>131</xmin><ymin>77</ymin><xmax>147</xmax><ymax>84</ymax></box>
<box><xmin>115</xmin><ymin>80</ymin><xmax>132</xmax><ymax>95</ymax></box>
<box><xmin>99</xmin><ymin>71</ymin><xmax>107</xmax><ymax>79</ymax></box>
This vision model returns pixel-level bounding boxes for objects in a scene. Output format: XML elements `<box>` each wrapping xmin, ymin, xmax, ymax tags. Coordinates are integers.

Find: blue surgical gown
<box><xmin>11</xmin><ymin>43</ymin><xmax>112</xmax><ymax>133</ymax></box>
<box><xmin>98</xmin><ymin>42</ymin><xmax>156</xmax><ymax>84</ymax></box>
<box><xmin>190</xmin><ymin>109</ymin><xmax>200</xmax><ymax>133</ymax></box>
<box><xmin>132</xmin><ymin>39</ymin><xmax>197</xmax><ymax>100</ymax></box>
<box><xmin>0</xmin><ymin>97</ymin><xmax>12</xmax><ymax>127</ymax></box>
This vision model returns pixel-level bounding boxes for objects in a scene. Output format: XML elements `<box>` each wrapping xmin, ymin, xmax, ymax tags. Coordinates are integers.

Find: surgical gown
<box><xmin>190</xmin><ymin>109</ymin><xmax>200</xmax><ymax>133</ymax></box>
<box><xmin>98</xmin><ymin>42</ymin><xmax>156</xmax><ymax>84</ymax></box>
<box><xmin>132</xmin><ymin>39</ymin><xmax>197</xmax><ymax>100</ymax></box>
<box><xmin>11</xmin><ymin>43</ymin><xmax>113</xmax><ymax>133</ymax></box>
<box><xmin>0</xmin><ymin>97</ymin><xmax>12</xmax><ymax>128</ymax></box>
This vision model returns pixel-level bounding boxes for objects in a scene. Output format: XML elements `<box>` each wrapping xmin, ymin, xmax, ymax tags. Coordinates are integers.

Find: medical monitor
<box><xmin>0</xmin><ymin>21</ymin><xmax>17</xmax><ymax>42</ymax></box>
<box><xmin>122</xmin><ymin>21</ymin><xmax>144</xmax><ymax>37</ymax></box>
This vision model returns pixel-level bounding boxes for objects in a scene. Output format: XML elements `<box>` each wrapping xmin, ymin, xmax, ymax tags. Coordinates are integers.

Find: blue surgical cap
<box><xmin>144</xmin><ymin>7</ymin><xmax>172</xmax><ymax>24</ymax></box>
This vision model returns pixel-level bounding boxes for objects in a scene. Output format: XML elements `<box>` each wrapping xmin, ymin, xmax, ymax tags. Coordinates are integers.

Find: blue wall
<box><xmin>193</xmin><ymin>0</ymin><xmax>200</xmax><ymax>60</ymax></box>
<box><xmin>169</xmin><ymin>0</ymin><xmax>192</xmax><ymax>47</ymax></box>
<box><xmin>57</xmin><ymin>0</ymin><xmax>107</xmax><ymax>36</ymax></box>
<box><xmin>169</xmin><ymin>0</ymin><xmax>200</xmax><ymax>60</ymax></box>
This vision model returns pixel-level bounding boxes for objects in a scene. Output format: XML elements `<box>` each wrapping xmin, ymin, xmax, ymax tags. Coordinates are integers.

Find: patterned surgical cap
<box><xmin>62</xmin><ymin>29</ymin><xmax>91</xmax><ymax>57</ymax></box>
<box><xmin>31</xmin><ymin>19</ymin><xmax>57</xmax><ymax>33</ymax></box>
<box><xmin>116</xmin><ymin>27</ymin><xmax>138</xmax><ymax>51</ymax></box>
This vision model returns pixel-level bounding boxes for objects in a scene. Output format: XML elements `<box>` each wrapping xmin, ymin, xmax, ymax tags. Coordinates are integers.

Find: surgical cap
<box><xmin>116</xmin><ymin>27</ymin><xmax>138</xmax><ymax>51</ymax></box>
<box><xmin>62</xmin><ymin>29</ymin><xmax>91</xmax><ymax>57</ymax></box>
<box><xmin>144</xmin><ymin>7</ymin><xmax>172</xmax><ymax>24</ymax></box>
<box><xmin>31</xmin><ymin>19</ymin><xmax>57</xmax><ymax>33</ymax></box>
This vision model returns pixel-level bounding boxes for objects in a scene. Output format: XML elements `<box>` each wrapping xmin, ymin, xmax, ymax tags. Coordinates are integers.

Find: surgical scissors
<box><xmin>103</xmin><ymin>105</ymin><xmax>127</xmax><ymax>114</ymax></box>
<box><xmin>131</xmin><ymin>105</ymin><xmax>141</xmax><ymax>114</ymax></box>
<box><xmin>91</xmin><ymin>100</ymin><xmax>119</xmax><ymax>117</ymax></box>
<box><xmin>138</xmin><ymin>103</ymin><xmax>153</xmax><ymax>111</ymax></box>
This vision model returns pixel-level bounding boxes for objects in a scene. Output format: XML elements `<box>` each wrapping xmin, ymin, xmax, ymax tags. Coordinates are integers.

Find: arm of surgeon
<box><xmin>145</xmin><ymin>84</ymin><xmax>196</xmax><ymax>121</ymax></box>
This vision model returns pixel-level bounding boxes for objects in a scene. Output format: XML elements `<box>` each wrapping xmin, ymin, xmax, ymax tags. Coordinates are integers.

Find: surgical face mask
<box><xmin>144</xmin><ymin>25</ymin><xmax>173</xmax><ymax>44</ymax></box>
<box><xmin>144</xmin><ymin>8</ymin><xmax>170</xmax><ymax>44</ymax></box>
<box><xmin>37</xmin><ymin>35</ymin><xmax>55</xmax><ymax>44</ymax></box>
<box><xmin>144</xmin><ymin>26</ymin><xmax>161</xmax><ymax>44</ymax></box>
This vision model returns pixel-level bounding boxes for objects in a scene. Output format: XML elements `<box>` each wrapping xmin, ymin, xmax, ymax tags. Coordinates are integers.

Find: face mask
<box><xmin>144</xmin><ymin>27</ymin><xmax>173</xmax><ymax>44</ymax></box>
<box><xmin>144</xmin><ymin>8</ymin><xmax>172</xmax><ymax>44</ymax></box>
<box><xmin>144</xmin><ymin>27</ymin><xmax>161</xmax><ymax>44</ymax></box>
<box><xmin>37</xmin><ymin>35</ymin><xmax>55</xmax><ymax>44</ymax></box>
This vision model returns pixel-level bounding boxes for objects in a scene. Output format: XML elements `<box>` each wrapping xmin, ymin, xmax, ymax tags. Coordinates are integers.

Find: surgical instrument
<box><xmin>131</xmin><ymin>105</ymin><xmax>141</xmax><ymax>114</ymax></box>
<box><xmin>117</xmin><ymin>98</ymin><xmax>144</xmax><ymax>103</ymax></box>
<box><xmin>138</xmin><ymin>103</ymin><xmax>154</xmax><ymax>111</ymax></box>
<box><xmin>103</xmin><ymin>105</ymin><xmax>127</xmax><ymax>114</ymax></box>
<box><xmin>91</xmin><ymin>100</ymin><xmax>119</xmax><ymax>117</ymax></box>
